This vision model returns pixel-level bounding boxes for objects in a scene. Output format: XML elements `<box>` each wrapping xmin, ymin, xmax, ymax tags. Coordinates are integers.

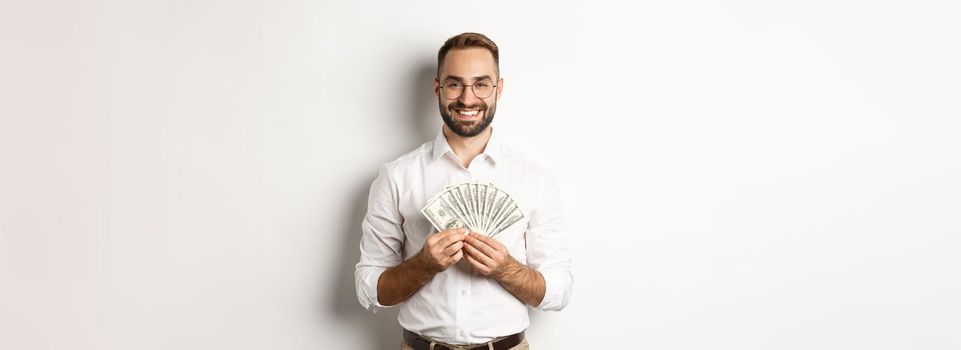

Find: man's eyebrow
<box><xmin>442</xmin><ymin>75</ymin><xmax>495</xmax><ymax>82</ymax></box>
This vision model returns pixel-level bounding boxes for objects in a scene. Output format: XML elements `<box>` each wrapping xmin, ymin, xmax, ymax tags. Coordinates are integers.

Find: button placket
<box><xmin>454</xmin><ymin>270</ymin><xmax>469</xmax><ymax>344</ymax></box>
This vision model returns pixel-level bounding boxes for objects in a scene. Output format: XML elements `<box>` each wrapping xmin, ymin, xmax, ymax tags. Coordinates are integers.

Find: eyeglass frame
<box><xmin>435</xmin><ymin>77</ymin><xmax>502</xmax><ymax>100</ymax></box>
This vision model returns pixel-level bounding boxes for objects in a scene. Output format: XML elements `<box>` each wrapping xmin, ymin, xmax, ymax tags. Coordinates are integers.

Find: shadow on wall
<box><xmin>407</xmin><ymin>59</ymin><xmax>440</xmax><ymax>147</ymax></box>
<box><xmin>326</xmin><ymin>58</ymin><xmax>437</xmax><ymax>349</ymax></box>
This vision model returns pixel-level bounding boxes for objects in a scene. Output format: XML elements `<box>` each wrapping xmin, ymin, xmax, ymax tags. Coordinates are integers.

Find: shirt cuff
<box><xmin>358</xmin><ymin>268</ymin><xmax>398</xmax><ymax>313</ymax></box>
<box><xmin>534</xmin><ymin>268</ymin><xmax>573</xmax><ymax>311</ymax></box>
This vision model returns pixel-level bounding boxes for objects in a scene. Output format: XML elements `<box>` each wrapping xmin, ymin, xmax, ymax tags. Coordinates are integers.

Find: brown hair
<box><xmin>437</xmin><ymin>32</ymin><xmax>500</xmax><ymax>78</ymax></box>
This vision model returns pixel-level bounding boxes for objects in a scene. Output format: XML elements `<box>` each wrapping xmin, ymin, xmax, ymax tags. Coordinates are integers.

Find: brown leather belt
<box><xmin>403</xmin><ymin>329</ymin><xmax>525</xmax><ymax>350</ymax></box>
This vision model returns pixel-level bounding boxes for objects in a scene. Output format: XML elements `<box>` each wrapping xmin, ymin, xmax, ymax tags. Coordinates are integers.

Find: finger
<box><xmin>463</xmin><ymin>242</ymin><xmax>495</xmax><ymax>267</ymax></box>
<box><xmin>466</xmin><ymin>233</ymin><xmax>500</xmax><ymax>258</ymax></box>
<box><xmin>442</xmin><ymin>227</ymin><xmax>468</xmax><ymax>237</ymax></box>
<box><xmin>463</xmin><ymin>253</ymin><xmax>486</xmax><ymax>272</ymax></box>
<box><xmin>450</xmin><ymin>249</ymin><xmax>464</xmax><ymax>263</ymax></box>
<box><xmin>429</xmin><ymin>228</ymin><xmax>461</xmax><ymax>245</ymax></box>
<box><xmin>440</xmin><ymin>235</ymin><xmax>465</xmax><ymax>251</ymax></box>
<box><xmin>468</xmin><ymin>232</ymin><xmax>505</xmax><ymax>251</ymax></box>
<box><xmin>468</xmin><ymin>231</ymin><xmax>490</xmax><ymax>243</ymax></box>
<box><xmin>440</xmin><ymin>228</ymin><xmax>468</xmax><ymax>243</ymax></box>
<box><xmin>442</xmin><ymin>241</ymin><xmax>464</xmax><ymax>256</ymax></box>
<box><xmin>433</xmin><ymin>232</ymin><xmax>464</xmax><ymax>250</ymax></box>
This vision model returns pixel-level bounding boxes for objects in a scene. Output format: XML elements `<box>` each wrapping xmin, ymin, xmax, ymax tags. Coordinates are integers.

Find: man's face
<box><xmin>434</xmin><ymin>48</ymin><xmax>503</xmax><ymax>137</ymax></box>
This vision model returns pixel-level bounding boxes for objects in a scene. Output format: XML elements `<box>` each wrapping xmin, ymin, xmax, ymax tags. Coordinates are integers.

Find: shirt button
<box><xmin>461</xmin><ymin>289</ymin><xmax>466</xmax><ymax>296</ymax></box>
<box><xmin>459</xmin><ymin>331</ymin><xmax>465</xmax><ymax>336</ymax></box>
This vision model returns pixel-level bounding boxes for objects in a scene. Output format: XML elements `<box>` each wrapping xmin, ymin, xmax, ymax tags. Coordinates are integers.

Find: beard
<box><xmin>439</xmin><ymin>100</ymin><xmax>496</xmax><ymax>137</ymax></box>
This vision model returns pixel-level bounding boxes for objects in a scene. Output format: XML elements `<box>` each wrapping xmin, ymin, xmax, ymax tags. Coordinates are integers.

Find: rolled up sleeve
<box><xmin>354</xmin><ymin>164</ymin><xmax>405</xmax><ymax>313</ymax></box>
<box><xmin>525</xmin><ymin>171</ymin><xmax>574</xmax><ymax>311</ymax></box>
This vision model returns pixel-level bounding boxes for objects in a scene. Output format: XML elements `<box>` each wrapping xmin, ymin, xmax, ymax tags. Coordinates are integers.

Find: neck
<box><xmin>443</xmin><ymin>126</ymin><xmax>492</xmax><ymax>168</ymax></box>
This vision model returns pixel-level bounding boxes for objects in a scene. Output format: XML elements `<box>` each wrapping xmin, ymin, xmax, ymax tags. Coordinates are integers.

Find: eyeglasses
<box><xmin>438</xmin><ymin>79</ymin><xmax>499</xmax><ymax>100</ymax></box>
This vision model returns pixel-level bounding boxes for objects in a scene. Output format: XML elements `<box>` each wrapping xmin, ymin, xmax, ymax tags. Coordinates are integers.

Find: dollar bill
<box><xmin>421</xmin><ymin>181</ymin><xmax>524</xmax><ymax>237</ymax></box>
<box><xmin>422</xmin><ymin>193</ymin><xmax>464</xmax><ymax>232</ymax></box>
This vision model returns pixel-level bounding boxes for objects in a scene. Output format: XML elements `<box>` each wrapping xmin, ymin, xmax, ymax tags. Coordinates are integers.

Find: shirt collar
<box><xmin>431</xmin><ymin>127</ymin><xmax>503</xmax><ymax>164</ymax></box>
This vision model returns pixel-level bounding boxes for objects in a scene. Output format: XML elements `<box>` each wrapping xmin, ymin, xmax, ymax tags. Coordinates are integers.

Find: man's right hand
<box><xmin>418</xmin><ymin>228</ymin><xmax>467</xmax><ymax>273</ymax></box>
<box><xmin>376</xmin><ymin>227</ymin><xmax>467</xmax><ymax>306</ymax></box>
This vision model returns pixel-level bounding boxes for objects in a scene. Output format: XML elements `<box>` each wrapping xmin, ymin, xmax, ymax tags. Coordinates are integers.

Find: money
<box><xmin>422</xmin><ymin>182</ymin><xmax>524</xmax><ymax>237</ymax></box>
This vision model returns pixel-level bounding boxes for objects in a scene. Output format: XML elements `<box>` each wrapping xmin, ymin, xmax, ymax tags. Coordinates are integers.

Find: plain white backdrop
<box><xmin>1</xmin><ymin>0</ymin><xmax>959</xmax><ymax>349</ymax></box>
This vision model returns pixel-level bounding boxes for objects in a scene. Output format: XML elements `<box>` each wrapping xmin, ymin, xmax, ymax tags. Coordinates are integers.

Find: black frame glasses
<box><xmin>438</xmin><ymin>79</ymin><xmax>499</xmax><ymax>100</ymax></box>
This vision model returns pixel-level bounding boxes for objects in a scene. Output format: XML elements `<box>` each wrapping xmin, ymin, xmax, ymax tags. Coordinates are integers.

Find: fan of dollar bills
<box><xmin>421</xmin><ymin>182</ymin><xmax>524</xmax><ymax>237</ymax></box>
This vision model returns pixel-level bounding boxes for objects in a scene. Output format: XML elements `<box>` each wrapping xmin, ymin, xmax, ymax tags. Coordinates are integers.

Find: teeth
<box><xmin>458</xmin><ymin>110</ymin><xmax>479</xmax><ymax>116</ymax></box>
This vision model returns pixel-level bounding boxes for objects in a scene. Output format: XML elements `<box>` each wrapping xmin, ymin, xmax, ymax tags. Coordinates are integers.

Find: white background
<box><xmin>1</xmin><ymin>0</ymin><xmax>959</xmax><ymax>349</ymax></box>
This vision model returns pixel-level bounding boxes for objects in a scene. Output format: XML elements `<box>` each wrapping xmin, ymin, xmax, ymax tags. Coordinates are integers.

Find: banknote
<box><xmin>421</xmin><ymin>182</ymin><xmax>524</xmax><ymax>237</ymax></box>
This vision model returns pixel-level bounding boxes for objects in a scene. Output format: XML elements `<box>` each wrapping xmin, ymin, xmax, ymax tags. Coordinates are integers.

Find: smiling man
<box><xmin>355</xmin><ymin>32</ymin><xmax>573</xmax><ymax>350</ymax></box>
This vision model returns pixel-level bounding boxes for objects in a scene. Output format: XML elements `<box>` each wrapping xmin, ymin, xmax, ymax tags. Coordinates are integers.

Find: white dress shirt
<box><xmin>354</xmin><ymin>128</ymin><xmax>573</xmax><ymax>345</ymax></box>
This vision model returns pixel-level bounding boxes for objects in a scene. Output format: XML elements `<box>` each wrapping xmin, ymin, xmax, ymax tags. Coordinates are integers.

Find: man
<box><xmin>355</xmin><ymin>32</ymin><xmax>572</xmax><ymax>350</ymax></box>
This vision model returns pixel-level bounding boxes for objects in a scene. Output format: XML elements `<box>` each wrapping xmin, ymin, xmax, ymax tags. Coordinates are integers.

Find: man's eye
<box><xmin>475</xmin><ymin>82</ymin><xmax>492</xmax><ymax>88</ymax></box>
<box><xmin>445</xmin><ymin>82</ymin><xmax>463</xmax><ymax>88</ymax></box>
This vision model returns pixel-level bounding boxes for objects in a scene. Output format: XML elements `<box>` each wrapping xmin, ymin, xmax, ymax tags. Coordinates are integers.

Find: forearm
<box><xmin>377</xmin><ymin>254</ymin><xmax>435</xmax><ymax>306</ymax></box>
<box><xmin>494</xmin><ymin>257</ymin><xmax>546</xmax><ymax>307</ymax></box>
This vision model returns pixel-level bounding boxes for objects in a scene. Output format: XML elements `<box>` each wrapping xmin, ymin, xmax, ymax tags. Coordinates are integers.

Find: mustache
<box><xmin>450</xmin><ymin>101</ymin><xmax>487</xmax><ymax>110</ymax></box>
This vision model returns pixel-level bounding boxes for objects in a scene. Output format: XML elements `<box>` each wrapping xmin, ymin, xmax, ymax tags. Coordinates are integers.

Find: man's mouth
<box><xmin>454</xmin><ymin>108</ymin><xmax>483</xmax><ymax>120</ymax></box>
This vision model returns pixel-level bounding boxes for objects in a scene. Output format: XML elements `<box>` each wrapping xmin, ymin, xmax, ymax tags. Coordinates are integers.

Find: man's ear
<box><xmin>433</xmin><ymin>78</ymin><xmax>440</xmax><ymax>98</ymax></box>
<box><xmin>496</xmin><ymin>78</ymin><xmax>504</xmax><ymax>100</ymax></box>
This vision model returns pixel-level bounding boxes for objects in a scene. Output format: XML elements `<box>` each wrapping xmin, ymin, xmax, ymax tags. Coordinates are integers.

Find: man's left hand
<box><xmin>463</xmin><ymin>232</ymin><xmax>518</xmax><ymax>279</ymax></box>
<box><xmin>463</xmin><ymin>232</ymin><xmax>547</xmax><ymax>306</ymax></box>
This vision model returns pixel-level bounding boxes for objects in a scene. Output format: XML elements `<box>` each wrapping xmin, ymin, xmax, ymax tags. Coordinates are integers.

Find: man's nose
<box><xmin>457</xmin><ymin>86</ymin><xmax>481</xmax><ymax>105</ymax></box>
